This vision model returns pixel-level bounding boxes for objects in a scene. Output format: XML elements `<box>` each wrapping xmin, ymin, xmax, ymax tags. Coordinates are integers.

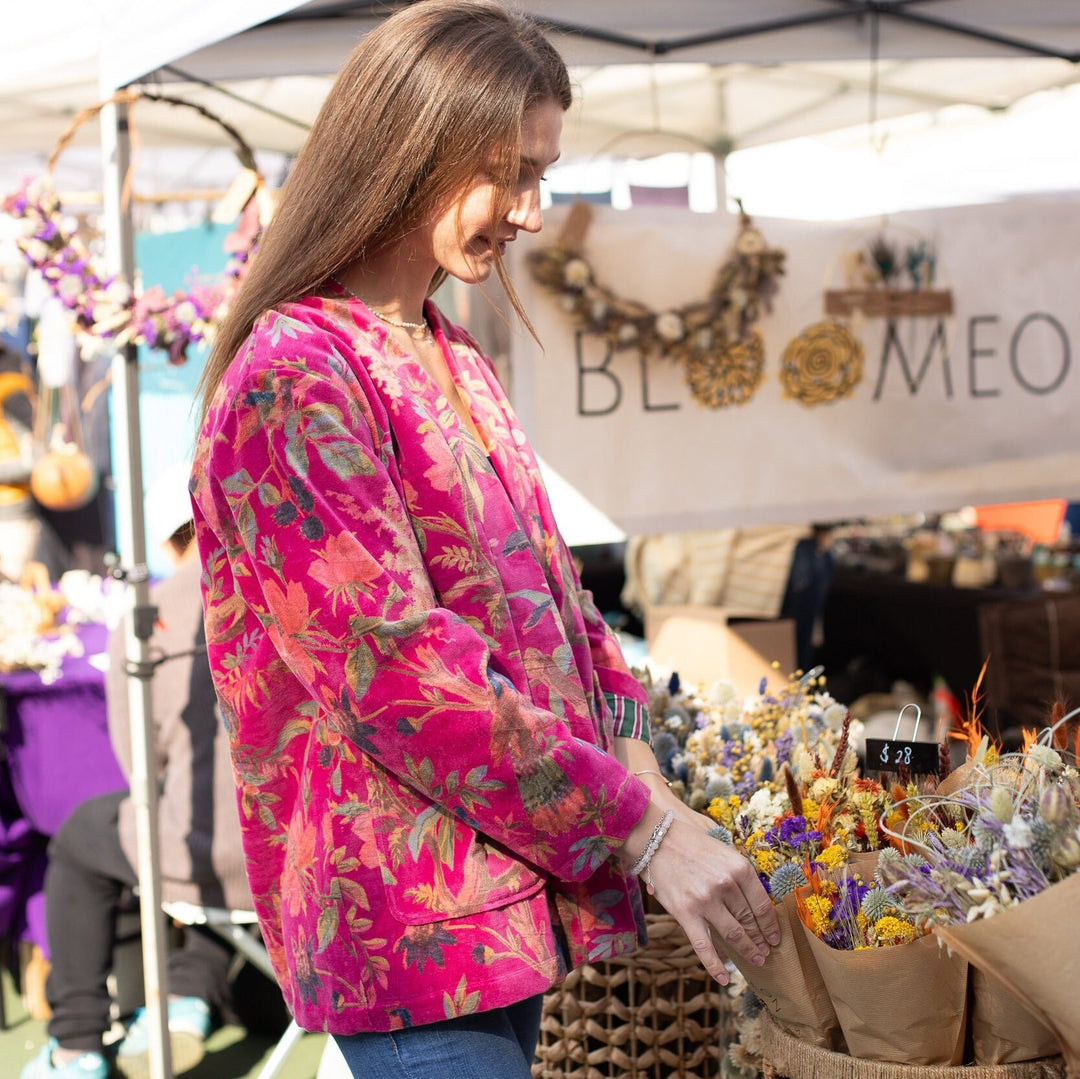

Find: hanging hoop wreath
<box><xmin>528</xmin><ymin>200</ymin><xmax>785</xmax><ymax>409</ymax></box>
<box><xmin>1</xmin><ymin>88</ymin><xmax>269</xmax><ymax>365</ymax></box>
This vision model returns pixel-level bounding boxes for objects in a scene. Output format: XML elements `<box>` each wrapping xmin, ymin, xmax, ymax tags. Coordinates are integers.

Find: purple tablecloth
<box><xmin>0</xmin><ymin>621</ymin><xmax>126</xmax><ymax>948</ymax></box>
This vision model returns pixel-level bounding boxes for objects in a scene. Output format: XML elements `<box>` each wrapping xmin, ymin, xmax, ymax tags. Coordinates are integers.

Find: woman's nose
<box><xmin>506</xmin><ymin>188</ymin><xmax>543</xmax><ymax>233</ymax></box>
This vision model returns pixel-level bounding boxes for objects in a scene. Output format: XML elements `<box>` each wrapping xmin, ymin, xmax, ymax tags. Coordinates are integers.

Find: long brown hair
<box><xmin>197</xmin><ymin>0</ymin><xmax>571</xmax><ymax>421</ymax></box>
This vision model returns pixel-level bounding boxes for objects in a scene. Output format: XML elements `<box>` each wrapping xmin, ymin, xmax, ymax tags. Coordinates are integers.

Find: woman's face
<box><xmin>429</xmin><ymin>98</ymin><xmax>563</xmax><ymax>285</ymax></box>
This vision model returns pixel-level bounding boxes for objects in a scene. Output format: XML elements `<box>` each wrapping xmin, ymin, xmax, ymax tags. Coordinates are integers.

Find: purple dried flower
<box><xmin>778</xmin><ymin>815</ymin><xmax>809</xmax><ymax>843</ymax></box>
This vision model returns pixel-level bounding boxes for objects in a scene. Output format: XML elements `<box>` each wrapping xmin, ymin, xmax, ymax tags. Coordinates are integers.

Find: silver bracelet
<box><xmin>629</xmin><ymin>808</ymin><xmax>675</xmax><ymax>879</ymax></box>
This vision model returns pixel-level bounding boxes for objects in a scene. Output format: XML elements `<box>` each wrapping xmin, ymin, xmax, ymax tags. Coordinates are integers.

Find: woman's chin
<box><xmin>446</xmin><ymin>258</ymin><xmax>494</xmax><ymax>286</ymax></box>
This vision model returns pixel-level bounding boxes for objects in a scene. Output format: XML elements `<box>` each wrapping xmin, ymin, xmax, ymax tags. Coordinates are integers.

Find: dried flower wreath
<box><xmin>528</xmin><ymin>199</ymin><xmax>785</xmax><ymax>408</ymax></box>
<box><xmin>1</xmin><ymin>89</ymin><xmax>267</xmax><ymax>365</ymax></box>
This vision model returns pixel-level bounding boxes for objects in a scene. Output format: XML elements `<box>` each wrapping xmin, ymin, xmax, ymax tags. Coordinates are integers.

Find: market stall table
<box><xmin>0</xmin><ymin>621</ymin><xmax>126</xmax><ymax>952</ymax></box>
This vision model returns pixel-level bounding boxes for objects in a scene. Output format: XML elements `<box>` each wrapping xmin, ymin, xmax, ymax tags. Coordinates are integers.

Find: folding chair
<box><xmin>161</xmin><ymin>901</ymin><xmax>306</xmax><ymax>1079</ymax></box>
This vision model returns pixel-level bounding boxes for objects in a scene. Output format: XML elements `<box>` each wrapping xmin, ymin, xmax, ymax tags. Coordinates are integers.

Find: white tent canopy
<box><xmin>4</xmin><ymin>2</ymin><xmax>1080</xmax><ymax>187</ymax></box>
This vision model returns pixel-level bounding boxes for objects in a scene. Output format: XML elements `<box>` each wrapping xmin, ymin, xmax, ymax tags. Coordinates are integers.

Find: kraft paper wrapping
<box><xmin>935</xmin><ymin>873</ymin><xmax>1080</xmax><ymax>1079</ymax></box>
<box><xmin>801</xmin><ymin>926</ymin><xmax>969</xmax><ymax>1066</ymax></box>
<box><xmin>969</xmin><ymin>966</ymin><xmax>1060</xmax><ymax>1065</ymax></box>
<box><xmin>726</xmin><ymin>893</ymin><xmax>845</xmax><ymax>1051</ymax></box>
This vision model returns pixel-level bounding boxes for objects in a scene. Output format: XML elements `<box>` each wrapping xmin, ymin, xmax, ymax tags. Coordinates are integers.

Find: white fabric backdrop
<box><xmin>509</xmin><ymin>196</ymin><xmax>1080</xmax><ymax>534</ymax></box>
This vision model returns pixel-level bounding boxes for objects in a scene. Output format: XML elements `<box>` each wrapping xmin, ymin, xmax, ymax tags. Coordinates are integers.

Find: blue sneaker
<box><xmin>19</xmin><ymin>1039</ymin><xmax>109</xmax><ymax>1079</ymax></box>
<box><xmin>115</xmin><ymin>997</ymin><xmax>211</xmax><ymax>1078</ymax></box>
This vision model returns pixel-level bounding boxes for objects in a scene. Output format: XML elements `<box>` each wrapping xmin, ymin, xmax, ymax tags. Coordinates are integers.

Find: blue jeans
<box><xmin>333</xmin><ymin>993</ymin><xmax>544</xmax><ymax>1078</ymax></box>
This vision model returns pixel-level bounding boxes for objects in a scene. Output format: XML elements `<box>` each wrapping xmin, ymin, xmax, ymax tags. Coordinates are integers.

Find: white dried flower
<box><xmin>1026</xmin><ymin>744</ymin><xmax>1063</xmax><ymax>773</ymax></box>
<box><xmin>56</xmin><ymin>275</ymin><xmax>83</xmax><ymax>302</ymax></box>
<box><xmin>562</xmin><ymin>258</ymin><xmax>590</xmax><ymax>288</ymax></box>
<box><xmin>823</xmin><ymin>703</ymin><xmax>847</xmax><ymax>730</ymax></box>
<box><xmin>710</xmin><ymin>680</ymin><xmax>737</xmax><ymax>706</ymax></box>
<box><xmin>735</xmin><ymin>227</ymin><xmax>767</xmax><ymax>255</ymax></box>
<box><xmin>617</xmin><ymin>322</ymin><xmax>638</xmax><ymax>344</ymax></box>
<box><xmin>1002</xmin><ymin>818</ymin><xmax>1033</xmax><ymax>849</ymax></box>
<box><xmin>105</xmin><ymin>279</ymin><xmax>132</xmax><ymax>305</ymax></box>
<box><xmin>729</xmin><ymin>286</ymin><xmax>749</xmax><ymax>311</ymax></box>
<box><xmin>655</xmin><ymin>311</ymin><xmax>685</xmax><ymax>342</ymax></box>
<box><xmin>22</xmin><ymin>238</ymin><xmax>52</xmax><ymax>263</ymax></box>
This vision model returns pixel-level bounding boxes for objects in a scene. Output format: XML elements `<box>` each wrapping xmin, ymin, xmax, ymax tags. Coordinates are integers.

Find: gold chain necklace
<box><xmin>331</xmin><ymin>276</ymin><xmax>433</xmax><ymax>343</ymax></box>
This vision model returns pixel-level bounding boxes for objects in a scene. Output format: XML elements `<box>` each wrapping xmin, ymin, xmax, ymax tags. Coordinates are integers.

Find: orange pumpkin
<box><xmin>30</xmin><ymin>442</ymin><xmax>99</xmax><ymax>511</ymax></box>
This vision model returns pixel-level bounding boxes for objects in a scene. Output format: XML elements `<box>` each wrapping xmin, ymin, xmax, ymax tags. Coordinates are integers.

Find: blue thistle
<box><xmin>861</xmin><ymin>887</ymin><xmax>897</xmax><ymax>923</ymax></box>
<box><xmin>769</xmin><ymin>861</ymin><xmax>808</xmax><ymax>900</ymax></box>
<box><xmin>708</xmin><ymin>824</ymin><xmax>733</xmax><ymax>844</ymax></box>
<box><xmin>704</xmin><ymin>773</ymin><xmax>736</xmax><ymax>801</ymax></box>
<box><xmin>1030</xmin><ymin>818</ymin><xmax>1055</xmax><ymax>871</ymax></box>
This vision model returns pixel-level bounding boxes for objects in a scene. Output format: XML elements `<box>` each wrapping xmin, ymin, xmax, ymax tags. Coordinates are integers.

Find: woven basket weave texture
<box><xmin>759</xmin><ymin>1011</ymin><xmax>1066</xmax><ymax>1079</ymax></box>
<box><xmin>532</xmin><ymin>913</ymin><xmax>732</xmax><ymax>1079</ymax></box>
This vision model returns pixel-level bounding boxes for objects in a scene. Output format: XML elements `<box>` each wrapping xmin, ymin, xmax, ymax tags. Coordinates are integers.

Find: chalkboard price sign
<box><xmin>864</xmin><ymin>738</ymin><xmax>941</xmax><ymax>775</ymax></box>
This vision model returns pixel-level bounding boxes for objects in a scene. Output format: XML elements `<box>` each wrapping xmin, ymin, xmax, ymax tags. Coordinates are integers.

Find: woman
<box><xmin>191</xmin><ymin>2</ymin><xmax>779</xmax><ymax>1075</ymax></box>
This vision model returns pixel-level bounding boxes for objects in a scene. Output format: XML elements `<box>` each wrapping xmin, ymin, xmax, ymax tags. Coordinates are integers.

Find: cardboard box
<box><xmin>644</xmin><ymin>604</ymin><xmax>797</xmax><ymax>695</ymax></box>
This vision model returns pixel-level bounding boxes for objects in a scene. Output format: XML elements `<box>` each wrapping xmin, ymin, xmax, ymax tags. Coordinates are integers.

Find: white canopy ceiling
<box><xmin>109</xmin><ymin>0</ymin><xmax>1080</xmax><ymax>88</ymax></box>
<box><xmin>3</xmin><ymin>1</ymin><xmax>1080</xmax><ymax>183</ymax></box>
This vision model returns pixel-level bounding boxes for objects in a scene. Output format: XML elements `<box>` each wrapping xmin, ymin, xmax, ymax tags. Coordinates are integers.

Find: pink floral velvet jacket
<box><xmin>191</xmin><ymin>288</ymin><xmax>653</xmax><ymax>1033</ymax></box>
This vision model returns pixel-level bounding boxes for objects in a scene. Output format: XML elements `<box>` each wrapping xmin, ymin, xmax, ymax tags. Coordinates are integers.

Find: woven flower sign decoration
<box><xmin>779</xmin><ymin>319</ymin><xmax>864</xmax><ymax>406</ymax></box>
<box><xmin>529</xmin><ymin>200</ymin><xmax>785</xmax><ymax>409</ymax></box>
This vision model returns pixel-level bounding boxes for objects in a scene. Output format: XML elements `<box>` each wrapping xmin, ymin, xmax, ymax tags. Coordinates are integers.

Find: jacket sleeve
<box><xmin>572</xmin><ymin>571</ymin><xmax>652</xmax><ymax>744</ymax></box>
<box><xmin>198</xmin><ymin>317</ymin><xmax>650</xmax><ymax>883</ymax></box>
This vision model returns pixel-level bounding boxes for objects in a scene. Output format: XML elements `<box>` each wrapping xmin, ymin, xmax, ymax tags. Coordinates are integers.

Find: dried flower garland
<box><xmin>1</xmin><ymin>89</ymin><xmax>266</xmax><ymax>365</ymax></box>
<box><xmin>528</xmin><ymin>201</ymin><xmax>785</xmax><ymax>409</ymax></box>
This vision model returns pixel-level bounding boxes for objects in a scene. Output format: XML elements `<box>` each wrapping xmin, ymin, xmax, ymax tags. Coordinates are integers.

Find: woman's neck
<box><xmin>339</xmin><ymin>240</ymin><xmax>435</xmax><ymax>325</ymax></box>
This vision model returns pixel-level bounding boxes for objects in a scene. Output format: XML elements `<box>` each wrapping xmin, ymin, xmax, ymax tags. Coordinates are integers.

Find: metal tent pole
<box><xmin>99</xmin><ymin>97</ymin><xmax>174</xmax><ymax>1079</ymax></box>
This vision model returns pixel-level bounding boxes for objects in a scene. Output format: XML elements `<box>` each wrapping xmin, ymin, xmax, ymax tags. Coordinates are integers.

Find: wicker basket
<box><xmin>759</xmin><ymin>1011</ymin><xmax>1066</xmax><ymax>1079</ymax></box>
<box><xmin>532</xmin><ymin>913</ymin><xmax>733</xmax><ymax>1079</ymax></box>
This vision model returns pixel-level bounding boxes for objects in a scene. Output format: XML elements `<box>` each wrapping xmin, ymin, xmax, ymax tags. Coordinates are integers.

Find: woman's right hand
<box><xmin>620</xmin><ymin>806</ymin><xmax>780</xmax><ymax>984</ymax></box>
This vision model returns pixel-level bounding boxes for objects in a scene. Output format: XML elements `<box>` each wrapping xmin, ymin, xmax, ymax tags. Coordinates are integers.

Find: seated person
<box><xmin>22</xmin><ymin>465</ymin><xmax>251</xmax><ymax>1079</ymax></box>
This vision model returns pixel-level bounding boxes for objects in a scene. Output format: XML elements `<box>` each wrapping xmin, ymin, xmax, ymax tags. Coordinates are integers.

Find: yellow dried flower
<box><xmin>754</xmin><ymin>850</ymin><xmax>781</xmax><ymax>874</ymax></box>
<box><xmin>816</xmin><ymin>844</ymin><xmax>848</xmax><ymax>870</ymax></box>
<box><xmin>707</xmin><ymin>798</ymin><xmax>733</xmax><ymax>826</ymax></box>
<box><xmin>804</xmin><ymin>894</ymin><xmax>832</xmax><ymax>936</ymax></box>
<box><xmin>872</xmin><ymin>916</ymin><xmax>917</xmax><ymax>945</ymax></box>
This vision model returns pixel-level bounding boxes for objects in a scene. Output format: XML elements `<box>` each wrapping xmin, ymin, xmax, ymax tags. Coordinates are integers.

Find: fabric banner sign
<box><xmin>507</xmin><ymin>197</ymin><xmax>1080</xmax><ymax>536</ymax></box>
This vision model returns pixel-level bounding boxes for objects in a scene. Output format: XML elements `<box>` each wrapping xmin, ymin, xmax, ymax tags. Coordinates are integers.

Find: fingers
<box><xmin>645</xmin><ymin>819</ymin><xmax>781</xmax><ymax>980</ymax></box>
<box><xmin>741</xmin><ymin>875</ymin><xmax>782</xmax><ymax>947</ymax></box>
<box><xmin>682</xmin><ymin>917</ymin><xmax>731</xmax><ymax>986</ymax></box>
<box><xmin>708</xmin><ymin>904</ymin><xmax>770</xmax><ymax>970</ymax></box>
